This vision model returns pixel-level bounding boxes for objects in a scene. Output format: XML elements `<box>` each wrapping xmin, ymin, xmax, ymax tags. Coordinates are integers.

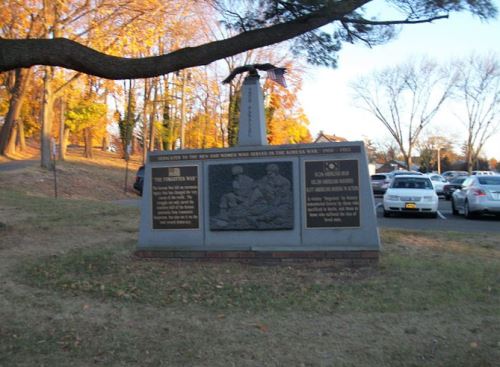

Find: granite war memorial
<box><xmin>137</xmin><ymin>66</ymin><xmax>380</xmax><ymax>264</ymax></box>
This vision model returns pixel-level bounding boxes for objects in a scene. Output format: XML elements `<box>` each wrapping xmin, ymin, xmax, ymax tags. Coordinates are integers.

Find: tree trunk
<box><xmin>10</xmin><ymin>124</ymin><xmax>18</xmax><ymax>154</ymax></box>
<box><xmin>406</xmin><ymin>145</ymin><xmax>413</xmax><ymax>170</ymax></box>
<box><xmin>219</xmin><ymin>114</ymin><xmax>226</xmax><ymax>148</ymax></box>
<box><xmin>148</xmin><ymin>79</ymin><xmax>159</xmax><ymax>154</ymax></box>
<box><xmin>179</xmin><ymin>72</ymin><xmax>186</xmax><ymax>149</ymax></box>
<box><xmin>467</xmin><ymin>156</ymin><xmax>475</xmax><ymax>174</ymax></box>
<box><xmin>102</xmin><ymin>135</ymin><xmax>109</xmax><ymax>152</ymax></box>
<box><xmin>465</xmin><ymin>144</ymin><xmax>473</xmax><ymax>174</ymax></box>
<box><xmin>84</xmin><ymin>127</ymin><xmax>93</xmax><ymax>158</ymax></box>
<box><xmin>17</xmin><ymin>119</ymin><xmax>26</xmax><ymax>151</ymax></box>
<box><xmin>60</xmin><ymin>128</ymin><xmax>69</xmax><ymax>160</ymax></box>
<box><xmin>148</xmin><ymin>113</ymin><xmax>156</xmax><ymax>153</ymax></box>
<box><xmin>142</xmin><ymin>78</ymin><xmax>152</xmax><ymax>164</ymax></box>
<box><xmin>0</xmin><ymin>68</ymin><xmax>30</xmax><ymax>156</ymax></box>
<box><xmin>41</xmin><ymin>67</ymin><xmax>55</xmax><ymax>168</ymax></box>
<box><xmin>406</xmin><ymin>156</ymin><xmax>412</xmax><ymax>171</ymax></box>
<box><xmin>59</xmin><ymin>98</ymin><xmax>66</xmax><ymax>160</ymax></box>
<box><xmin>202</xmin><ymin>95</ymin><xmax>210</xmax><ymax>149</ymax></box>
<box><xmin>227</xmin><ymin>85</ymin><xmax>240</xmax><ymax>147</ymax></box>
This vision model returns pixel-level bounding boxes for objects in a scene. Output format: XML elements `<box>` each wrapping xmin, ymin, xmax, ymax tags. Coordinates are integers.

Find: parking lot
<box><xmin>374</xmin><ymin>196</ymin><xmax>500</xmax><ymax>233</ymax></box>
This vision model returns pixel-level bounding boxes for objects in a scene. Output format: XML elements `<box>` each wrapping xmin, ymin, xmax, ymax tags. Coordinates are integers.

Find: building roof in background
<box><xmin>314</xmin><ymin>130</ymin><xmax>347</xmax><ymax>143</ymax></box>
<box><xmin>376</xmin><ymin>160</ymin><xmax>420</xmax><ymax>173</ymax></box>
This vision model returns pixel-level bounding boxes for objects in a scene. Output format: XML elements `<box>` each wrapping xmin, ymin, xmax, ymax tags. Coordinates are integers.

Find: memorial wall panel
<box><xmin>151</xmin><ymin>166</ymin><xmax>199</xmax><ymax>230</ymax></box>
<box><xmin>304</xmin><ymin>160</ymin><xmax>360</xmax><ymax>228</ymax></box>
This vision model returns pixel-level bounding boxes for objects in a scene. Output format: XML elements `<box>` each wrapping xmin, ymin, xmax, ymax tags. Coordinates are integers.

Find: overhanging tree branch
<box><xmin>0</xmin><ymin>0</ymin><xmax>454</xmax><ymax>80</ymax></box>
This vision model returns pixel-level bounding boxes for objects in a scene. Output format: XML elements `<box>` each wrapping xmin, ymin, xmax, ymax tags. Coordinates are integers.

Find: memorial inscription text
<box><xmin>305</xmin><ymin>160</ymin><xmax>360</xmax><ymax>228</ymax></box>
<box><xmin>152</xmin><ymin>166</ymin><xmax>199</xmax><ymax>229</ymax></box>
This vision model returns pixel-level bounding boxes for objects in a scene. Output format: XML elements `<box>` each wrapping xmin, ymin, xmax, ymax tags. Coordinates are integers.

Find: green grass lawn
<box><xmin>0</xmin><ymin>188</ymin><xmax>499</xmax><ymax>366</ymax></box>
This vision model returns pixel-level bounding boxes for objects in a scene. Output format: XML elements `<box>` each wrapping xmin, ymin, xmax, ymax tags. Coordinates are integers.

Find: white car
<box><xmin>425</xmin><ymin>173</ymin><xmax>447</xmax><ymax>194</ymax></box>
<box><xmin>383</xmin><ymin>175</ymin><xmax>439</xmax><ymax>218</ymax></box>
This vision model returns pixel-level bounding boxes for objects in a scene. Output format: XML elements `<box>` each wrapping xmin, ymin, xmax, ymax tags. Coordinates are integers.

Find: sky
<box><xmin>298</xmin><ymin>1</ymin><xmax>500</xmax><ymax>160</ymax></box>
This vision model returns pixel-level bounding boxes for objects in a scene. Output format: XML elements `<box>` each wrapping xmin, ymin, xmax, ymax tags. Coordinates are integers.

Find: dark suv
<box><xmin>133</xmin><ymin>165</ymin><xmax>144</xmax><ymax>196</ymax></box>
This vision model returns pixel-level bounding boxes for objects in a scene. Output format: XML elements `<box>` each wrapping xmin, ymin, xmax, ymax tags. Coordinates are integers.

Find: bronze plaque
<box><xmin>209</xmin><ymin>162</ymin><xmax>293</xmax><ymax>230</ymax></box>
<box><xmin>305</xmin><ymin>160</ymin><xmax>360</xmax><ymax>228</ymax></box>
<box><xmin>151</xmin><ymin>166</ymin><xmax>199</xmax><ymax>230</ymax></box>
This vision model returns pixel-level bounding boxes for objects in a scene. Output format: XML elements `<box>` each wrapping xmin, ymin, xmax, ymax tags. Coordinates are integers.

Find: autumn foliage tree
<box><xmin>65</xmin><ymin>97</ymin><xmax>107</xmax><ymax>159</ymax></box>
<box><xmin>265</xmin><ymin>66</ymin><xmax>312</xmax><ymax>144</ymax></box>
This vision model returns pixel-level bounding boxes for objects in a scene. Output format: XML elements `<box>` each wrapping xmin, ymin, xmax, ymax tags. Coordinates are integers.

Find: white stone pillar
<box><xmin>238</xmin><ymin>75</ymin><xmax>267</xmax><ymax>146</ymax></box>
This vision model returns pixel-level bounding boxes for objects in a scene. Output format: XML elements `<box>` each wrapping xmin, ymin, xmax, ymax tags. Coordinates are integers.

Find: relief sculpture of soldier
<box><xmin>211</xmin><ymin>163</ymin><xmax>293</xmax><ymax>230</ymax></box>
<box><xmin>255</xmin><ymin>164</ymin><xmax>292</xmax><ymax>226</ymax></box>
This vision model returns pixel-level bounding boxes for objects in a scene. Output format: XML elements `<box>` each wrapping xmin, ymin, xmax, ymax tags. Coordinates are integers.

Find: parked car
<box><xmin>371</xmin><ymin>173</ymin><xmax>391</xmax><ymax>195</ymax></box>
<box><xmin>443</xmin><ymin>176</ymin><xmax>467</xmax><ymax>200</ymax></box>
<box><xmin>451</xmin><ymin>175</ymin><xmax>500</xmax><ymax>218</ymax></box>
<box><xmin>383</xmin><ymin>175</ymin><xmax>439</xmax><ymax>218</ymax></box>
<box><xmin>442</xmin><ymin>171</ymin><xmax>468</xmax><ymax>181</ymax></box>
<box><xmin>133</xmin><ymin>165</ymin><xmax>145</xmax><ymax>196</ymax></box>
<box><xmin>471</xmin><ymin>170</ymin><xmax>496</xmax><ymax>176</ymax></box>
<box><xmin>388</xmin><ymin>170</ymin><xmax>423</xmax><ymax>178</ymax></box>
<box><xmin>385</xmin><ymin>170</ymin><xmax>422</xmax><ymax>183</ymax></box>
<box><xmin>425</xmin><ymin>173</ymin><xmax>447</xmax><ymax>195</ymax></box>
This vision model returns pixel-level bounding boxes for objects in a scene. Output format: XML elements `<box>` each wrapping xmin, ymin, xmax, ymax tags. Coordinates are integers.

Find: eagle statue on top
<box><xmin>222</xmin><ymin>63</ymin><xmax>287</xmax><ymax>86</ymax></box>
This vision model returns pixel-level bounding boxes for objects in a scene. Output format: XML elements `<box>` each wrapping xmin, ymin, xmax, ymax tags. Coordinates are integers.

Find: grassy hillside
<box><xmin>0</xmin><ymin>143</ymin><xmax>142</xmax><ymax>201</ymax></box>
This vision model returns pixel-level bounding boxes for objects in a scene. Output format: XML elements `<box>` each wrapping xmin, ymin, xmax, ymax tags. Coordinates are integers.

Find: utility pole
<box><xmin>437</xmin><ymin>146</ymin><xmax>441</xmax><ymax>174</ymax></box>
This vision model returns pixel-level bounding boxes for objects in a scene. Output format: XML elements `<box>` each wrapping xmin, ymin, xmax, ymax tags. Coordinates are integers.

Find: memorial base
<box><xmin>139</xmin><ymin>141</ymin><xmax>381</xmax><ymax>255</ymax></box>
<box><xmin>134</xmin><ymin>249</ymin><xmax>379</xmax><ymax>266</ymax></box>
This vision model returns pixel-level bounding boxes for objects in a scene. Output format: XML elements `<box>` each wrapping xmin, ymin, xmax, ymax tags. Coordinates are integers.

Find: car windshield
<box><xmin>391</xmin><ymin>177</ymin><xmax>433</xmax><ymax>189</ymax></box>
<box><xmin>450</xmin><ymin>177</ymin><xmax>466</xmax><ymax>184</ymax></box>
<box><xmin>478</xmin><ymin>176</ymin><xmax>500</xmax><ymax>185</ymax></box>
<box><xmin>371</xmin><ymin>175</ymin><xmax>387</xmax><ymax>180</ymax></box>
<box><xmin>430</xmin><ymin>175</ymin><xmax>445</xmax><ymax>181</ymax></box>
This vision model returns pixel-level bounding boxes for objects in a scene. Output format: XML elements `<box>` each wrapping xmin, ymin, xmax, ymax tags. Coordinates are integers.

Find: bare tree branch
<box><xmin>340</xmin><ymin>14</ymin><xmax>449</xmax><ymax>26</ymax></box>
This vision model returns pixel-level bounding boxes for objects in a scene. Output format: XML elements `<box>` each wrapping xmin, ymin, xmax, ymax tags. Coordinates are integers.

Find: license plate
<box><xmin>405</xmin><ymin>202</ymin><xmax>417</xmax><ymax>209</ymax></box>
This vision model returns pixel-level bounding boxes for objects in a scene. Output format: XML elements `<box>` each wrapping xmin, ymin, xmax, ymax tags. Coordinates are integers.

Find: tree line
<box><xmin>0</xmin><ymin>1</ymin><xmax>497</xmax><ymax>169</ymax></box>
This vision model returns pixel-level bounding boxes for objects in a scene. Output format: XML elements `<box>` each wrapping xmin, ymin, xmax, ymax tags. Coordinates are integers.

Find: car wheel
<box><xmin>383</xmin><ymin>210</ymin><xmax>391</xmax><ymax>218</ymax></box>
<box><xmin>445</xmin><ymin>195</ymin><xmax>450</xmax><ymax>201</ymax></box>
<box><xmin>451</xmin><ymin>199</ymin><xmax>459</xmax><ymax>215</ymax></box>
<box><xmin>464</xmin><ymin>200</ymin><xmax>476</xmax><ymax>219</ymax></box>
<box><xmin>429</xmin><ymin>212</ymin><xmax>438</xmax><ymax>219</ymax></box>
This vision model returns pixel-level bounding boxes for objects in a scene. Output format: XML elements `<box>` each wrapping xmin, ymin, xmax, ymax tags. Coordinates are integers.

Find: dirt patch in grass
<box><xmin>0</xmin><ymin>173</ymin><xmax>499</xmax><ymax>366</ymax></box>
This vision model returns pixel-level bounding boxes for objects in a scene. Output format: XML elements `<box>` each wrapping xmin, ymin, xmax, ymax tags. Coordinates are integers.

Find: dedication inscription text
<box><xmin>152</xmin><ymin>166</ymin><xmax>199</xmax><ymax>229</ymax></box>
<box><xmin>305</xmin><ymin>160</ymin><xmax>360</xmax><ymax>228</ymax></box>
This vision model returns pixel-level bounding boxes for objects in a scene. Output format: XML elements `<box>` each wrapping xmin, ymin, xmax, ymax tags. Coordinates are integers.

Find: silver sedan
<box><xmin>451</xmin><ymin>175</ymin><xmax>500</xmax><ymax>218</ymax></box>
